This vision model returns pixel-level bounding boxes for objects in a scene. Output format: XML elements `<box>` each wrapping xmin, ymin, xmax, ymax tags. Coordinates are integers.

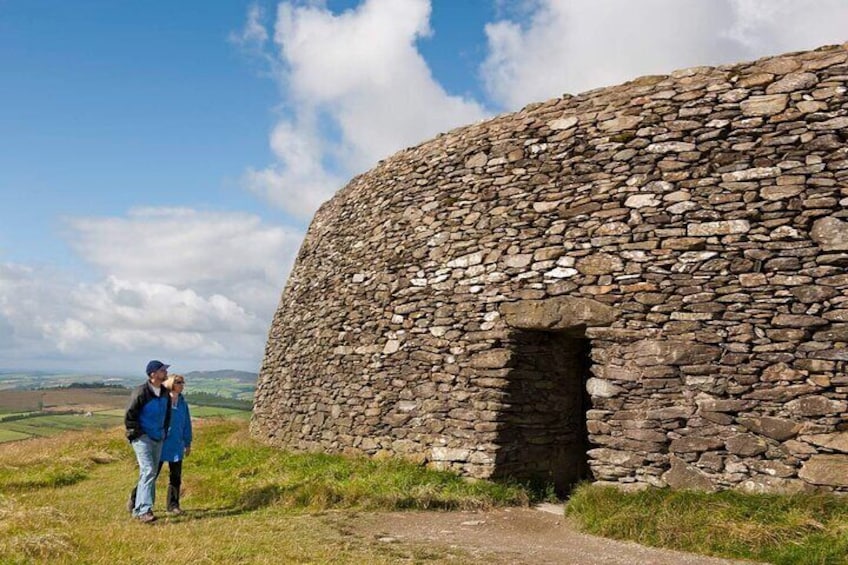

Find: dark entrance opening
<box><xmin>493</xmin><ymin>330</ymin><xmax>592</xmax><ymax>496</ymax></box>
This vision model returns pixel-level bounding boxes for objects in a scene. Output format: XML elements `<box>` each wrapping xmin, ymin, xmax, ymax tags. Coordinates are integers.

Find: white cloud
<box><xmin>243</xmin><ymin>119</ymin><xmax>344</xmax><ymax>217</ymax></box>
<box><xmin>0</xmin><ymin>209</ymin><xmax>303</xmax><ymax>372</ymax></box>
<box><xmin>725</xmin><ymin>0</ymin><xmax>848</xmax><ymax>54</ymax></box>
<box><xmin>66</xmin><ymin>208</ymin><xmax>299</xmax><ymax>300</ymax></box>
<box><xmin>481</xmin><ymin>0</ymin><xmax>848</xmax><ymax>110</ymax></box>
<box><xmin>242</xmin><ymin>0</ymin><xmax>487</xmax><ymax>219</ymax></box>
<box><xmin>239</xmin><ymin>4</ymin><xmax>270</xmax><ymax>45</ymax></box>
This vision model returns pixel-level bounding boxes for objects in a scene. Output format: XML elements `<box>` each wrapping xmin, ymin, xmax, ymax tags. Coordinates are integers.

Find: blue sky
<box><xmin>1</xmin><ymin>0</ymin><xmax>846</xmax><ymax>375</ymax></box>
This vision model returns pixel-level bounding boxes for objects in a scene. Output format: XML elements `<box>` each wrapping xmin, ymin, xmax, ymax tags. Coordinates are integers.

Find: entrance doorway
<box><xmin>493</xmin><ymin>330</ymin><xmax>592</xmax><ymax>496</ymax></box>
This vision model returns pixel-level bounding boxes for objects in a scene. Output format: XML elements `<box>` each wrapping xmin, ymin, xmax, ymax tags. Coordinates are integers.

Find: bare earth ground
<box><xmin>345</xmin><ymin>505</ymin><xmax>763</xmax><ymax>565</ymax></box>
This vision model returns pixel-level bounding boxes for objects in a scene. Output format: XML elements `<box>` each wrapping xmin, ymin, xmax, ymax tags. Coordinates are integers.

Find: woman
<box><xmin>158</xmin><ymin>374</ymin><xmax>193</xmax><ymax>515</ymax></box>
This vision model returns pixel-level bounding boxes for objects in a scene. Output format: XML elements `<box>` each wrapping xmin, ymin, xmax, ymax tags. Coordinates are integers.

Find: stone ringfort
<box><xmin>252</xmin><ymin>43</ymin><xmax>848</xmax><ymax>494</ymax></box>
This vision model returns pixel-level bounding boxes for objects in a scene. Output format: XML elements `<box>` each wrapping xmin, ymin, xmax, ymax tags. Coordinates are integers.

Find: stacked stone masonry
<box><xmin>252</xmin><ymin>44</ymin><xmax>848</xmax><ymax>494</ymax></box>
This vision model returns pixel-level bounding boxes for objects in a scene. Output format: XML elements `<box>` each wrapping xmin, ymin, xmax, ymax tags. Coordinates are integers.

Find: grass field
<box><xmin>190</xmin><ymin>405</ymin><xmax>252</xmax><ymax>420</ymax></box>
<box><xmin>0</xmin><ymin>387</ymin><xmax>252</xmax><ymax>444</ymax></box>
<box><xmin>0</xmin><ymin>387</ymin><xmax>128</xmax><ymax>413</ymax></box>
<box><xmin>0</xmin><ymin>428</ymin><xmax>31</xmax><ymax>442</ymax></box>
<box><xmin>1</xmin><ymin>419</ymin><xmax>846</xmax><ymax>563</ymax></box>
<box><xmin>0</xmin><ymin>420</ymin><xmax>529</xmax><ymax>564</ymax></box>
<box><xmin>567</xmin><ymin>483</ymin><xmax>848</xmax><ymax>565</ymax></box>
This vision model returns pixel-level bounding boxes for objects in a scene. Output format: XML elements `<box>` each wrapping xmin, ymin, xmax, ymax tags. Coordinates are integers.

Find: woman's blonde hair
<box><xmin>163</xmin><ymin>374</ymin><xmax>185</xmax><ymax>391</ymax></box>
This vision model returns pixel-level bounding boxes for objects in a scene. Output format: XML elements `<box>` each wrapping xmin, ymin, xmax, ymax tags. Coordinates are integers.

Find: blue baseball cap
<box><xmin>145</xmin><ymin>360</ymin><xmax>170</xmax><ymax>375</ymax></box>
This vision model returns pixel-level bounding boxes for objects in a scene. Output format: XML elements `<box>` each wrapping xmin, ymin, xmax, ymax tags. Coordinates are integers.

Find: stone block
<box><xmin>736</xmin><ymin>477</ymin><xmax>813</xmax><ymax>495</ymax></box>
<box><xmin>801</xmin><ymin>432</ymin><xmax>848</xmax><ymax>453</ymax></box>
<box><xmin>662</xmin><ymin>456</ymin><xmax>716</xmax><ymax>491</ymax></box>
<box><xmin>740</xmin><ymin>94</ymin><xmax>788</xmax><ymax>116</ymax></box>
<box><xmin>588</xmin><ymin>448</ymin><xmax>646</xmax><ymax>468</ymax></box>
<box><xmin>430</xmin><ymin>447</ymin><xmax>471</xmax><ymax>462</ymax></box>
<box><xmin>629</xmin><ymin>340</ymin><xmax>721</xmax><ymax>366</ymax></box>
<box><xmin>669</xmin><ymin>437</ymin><xmax>725</xmax><ymax>453</ymax></box>
<box><xmin>500</xmin><ymin>296</ymin><xmax>619</xmax><ymax>330</ymax></box>
<box><xmin>469</xmin><ymin>349</ymin><xmax>512</xmax><ymax>369</ymax></box>
<box><xmin>799</xmin><ymin>455</ymin><xmax>848</xmax><ymax>487</ymax></box>
<box><xmin>687</xmin><ymin>220</ymin><xmax>750</xmax><ymax>236</ymax></box>
<box><xmin>811</xmin><ymin>216</ymin><xmax>848</xmax><ymax>251</ymax></box>
<box><xmin>786</xmin><ymin>396</ymin><xmax>847</xmax><ymax>416</ymax></box>
<box><xmin>576</xmin><ymin>253</ymin><xmax>625</xmax><ymax>275</ymax></box>
<box><xmin>586</xmin><ymin>378</ymin><xmax>624</xmax><ymax>398</ymax></box>
<box><xmin>725</xmin><ymin>434</ymin><xmax>769</xmax><ymax>456</ymax></box>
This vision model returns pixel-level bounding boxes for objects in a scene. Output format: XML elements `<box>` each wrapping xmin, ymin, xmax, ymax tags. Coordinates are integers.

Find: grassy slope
<box><xmin>0</xmin><ymin>420</ymin><xmax>528</xmax><ymax>564</ymax></box>
<box><xmin>567</xmin><ymin>484</ymin><xmax>848</xmax><ymax>565</ymax></box>
<box><xmin>4</xmin><ymin>420</ymin><xmax>848</xmax><ymax>564</ymax></box>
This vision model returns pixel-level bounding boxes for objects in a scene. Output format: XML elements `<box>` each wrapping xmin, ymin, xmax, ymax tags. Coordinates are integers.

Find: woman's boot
<box><xmin>167</xmin><ymin>484</ymin><xmax>182</xmax><ymax>514</ymax></box>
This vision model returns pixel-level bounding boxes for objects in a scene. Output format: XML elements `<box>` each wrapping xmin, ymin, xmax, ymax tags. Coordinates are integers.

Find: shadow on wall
<box><xmin>493</xmin><ymin>329</ymin><xmax>593</xmax><ymax>496</ymax></box>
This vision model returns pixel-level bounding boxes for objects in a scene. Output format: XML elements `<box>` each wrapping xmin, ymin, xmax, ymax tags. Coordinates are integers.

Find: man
<box><xmin>125</xmin><ymin>359</ymin><xmax>172</xmax><ymax>523</ymax></box>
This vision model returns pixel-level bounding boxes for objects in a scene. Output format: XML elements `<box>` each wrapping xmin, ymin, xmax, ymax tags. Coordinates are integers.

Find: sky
<box><xmin>1</xmin><ymin>0</ymin><xmax>846</xmax><ymax>376</ymax></box>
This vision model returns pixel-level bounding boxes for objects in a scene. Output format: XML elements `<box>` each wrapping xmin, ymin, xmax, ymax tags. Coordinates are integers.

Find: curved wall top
<box><xmin>253</xmin><ymin>43</ymin><xmax>848</xmax><ymax>493</ymax></box>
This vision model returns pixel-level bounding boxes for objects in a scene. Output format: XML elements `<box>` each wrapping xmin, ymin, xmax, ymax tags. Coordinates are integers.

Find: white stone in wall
<box><xmin>532</xmin><ymin>200</ymin><xmax>560</xmax><ymax>213</ymax></box>
<box><xmin>721</xmin><ymin>167</ymin><xmax>781</xmax><ymax>182</ymax></box>
<box><xmin>544</xmin><ymin>267</ymin><xmax>578</xmax><ymax>278</ymax></box>
<box><xmin>761</xmin><ymin>185</ymin><xmax>804</xmax><ymax>200</ymax></box>
<box><xmin>586</xmin><ymin>378</ymin><xmax>624</xmax><ymax>398</ymax></box>
<box><xmin>625</xmin><ymin>194</ymin><xmax>660</xmax><ymax>208</ymax></box>
<box><xmin>811</xmin><ymin>216</ymin><xmax>848</xmax><ymax>251</ymax></box>
<box><xmin>465</xmin><ymin>152</ymin><xmax>487</xmax><ymax>168</ymax></box>
<box><xmin>687</xmin><ymin>220</ymin><xmax>751</xmax><ymax>236</ymax></box>
<box><xmin>447</xmin><ymin>251</ymin><xmax>484</xmax><ymax>268</ymax></box>
<box><xmin>678</xmin><ymin>251</ymin><xmax>718</xmax><ymax>263</ymax></box>
<box><xmin>809</xmin><ymin>117</ymin><xmax>848</xmax><ymax>130</ymax></box>
<box><xmin>599</xmin><ymin>115</ymin><xmax>642</xmax><ymax>132</ymax></box>
<box><xmin>431</xmin><ymin>447</ymin><xmax>471</xmax><ymax>462</ymax></box>
<box><xmin>548</xmin><ymin>116</ymin><xmax>578</xmax><ymax>130</ymax></box>
<box><xmin>503</xmin><ymin>254</ymin><xmax>532</xmax><ymax>268</ymax></box>
<box><xmin>740</xmin><ymin>94</ymin><xmax>788</xmax><ymax>116</ymax></box>
<box><xmin>646</xmin><ymin>141</ymin><xmax>696</xmax><ymax>153</ymax></box>
<box><xmin>670</xmin><ymin>312</ymin><xmax>713</xmax><ymax>321</ymax></box>
<box><xmin>667</xmin><ymin>201</ymin><xmax>698</xmax><ymax>214</ymax></box>
<box><xmin>771</xmin><ymin>225</ymin><xmax>801</xmax><ymax>240</ymax></box>
<box><xmin>766</xmin><ymin>72</ymin><xmax>818</xmax><ymax>93</ymax></box>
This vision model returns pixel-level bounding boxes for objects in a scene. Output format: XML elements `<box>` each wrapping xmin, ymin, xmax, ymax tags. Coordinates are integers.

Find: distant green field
<box><xmin>0</xmin><ymin>428</ymin><xmax>30</xmax><ymax>442</ymax></box>
<box><xmin>0</xmin><ymin>402</ymin><xmax>250</xmax><ymax>443</ymax></box>
<box><xmin>100</xmin><ymin>406</ymin><xmax>252</xmax><ymax>420</ymax></box>
<box><xmin>0</xmin><ymin>385</ymin><xmax>251</xmax><ymax>443</ymax></box>
<box><xmin>0</xmin><ymin>413</ymin><xmax>123</xmax><ymax>440</ymax></box>
<box><xmin>190</xmin><ymin>405</ymin><xmax>252</xmax><ymax>420</ymax></box>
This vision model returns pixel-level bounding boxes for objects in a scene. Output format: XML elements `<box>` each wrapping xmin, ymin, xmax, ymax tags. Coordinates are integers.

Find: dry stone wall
<box><xmin>252</xmin><ymin>44</ymin><xmax>848</xmax><ymax>493</ymax></box>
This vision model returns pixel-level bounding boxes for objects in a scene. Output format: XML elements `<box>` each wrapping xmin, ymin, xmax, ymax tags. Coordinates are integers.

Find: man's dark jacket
<box><xmin>124</xmin><ymin>382</ymin><xmax>171</xmax><ymax>442</ymax></box>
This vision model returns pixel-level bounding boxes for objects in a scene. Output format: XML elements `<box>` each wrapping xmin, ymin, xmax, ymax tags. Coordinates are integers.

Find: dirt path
<box><xmin>349</xmin><ymin>505</ymin><xmax>762</xmax><ymax>565</ymax></box>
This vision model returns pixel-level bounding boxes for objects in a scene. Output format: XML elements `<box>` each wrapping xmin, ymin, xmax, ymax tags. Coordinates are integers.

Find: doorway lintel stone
<box><xmin>499</xmin><ymin>296</ymin><xmax>618</xmax><ymax>330</ymax></box>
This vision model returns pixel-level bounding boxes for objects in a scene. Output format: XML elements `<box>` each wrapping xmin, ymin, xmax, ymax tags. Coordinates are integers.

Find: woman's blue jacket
<box><xmin>161</xmin><ymin>394</ymin><xmax>192</xmax><ymax>462</ymax></box>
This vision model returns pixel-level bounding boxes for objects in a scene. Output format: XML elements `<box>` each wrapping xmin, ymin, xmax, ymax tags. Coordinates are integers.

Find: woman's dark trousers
<box><xmin>156</xmin><ymin>459</ymin><xmax>183</xmax><ymax>511</ymax></box>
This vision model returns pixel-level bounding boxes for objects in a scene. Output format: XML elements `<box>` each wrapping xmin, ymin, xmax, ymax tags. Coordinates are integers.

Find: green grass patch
<box><xmin>0</xmin><ymin>420</ymin><xmax>524</xmax><ymax>564</ymax></box>
<box><xmin>0</xmin><ymin>428</ymin><xmax>32</xmax><ymax>443</ymax></box>
<box><xmin>185</xmin><ymin>390</ymin><xmax>253</xmax><ymax>410</ymax></box>
<box><xmin>190</xmin><ymin>405</ymin><xmax>251</xmax><ymax>420</ymax></box>
<box><xmin>566</xmin><ymin>483</ymin><xmax>848</xmax><ymax>565</ymax></box>
<box><xmin>0</xmin><ymin>413</ymin><xmax>124</xmax><ymax>442</ymax></box>
<box><xmin>190</xmin><ymin>421</ymin><xmax>529</xmax><ymax>512</ymax></box>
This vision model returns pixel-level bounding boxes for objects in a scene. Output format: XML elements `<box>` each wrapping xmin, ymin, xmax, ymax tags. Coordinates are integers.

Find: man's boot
<box><xmin>127</xmin><ymin>487</ymin><xmax>136</xmax><ymax>514</ymax></box>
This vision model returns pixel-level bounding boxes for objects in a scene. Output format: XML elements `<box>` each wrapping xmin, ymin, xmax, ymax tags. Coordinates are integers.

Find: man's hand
<box><xmin>185</xmin><ymin>445</ymin><xmax>191</xmax><ymax>457</ymax></box>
